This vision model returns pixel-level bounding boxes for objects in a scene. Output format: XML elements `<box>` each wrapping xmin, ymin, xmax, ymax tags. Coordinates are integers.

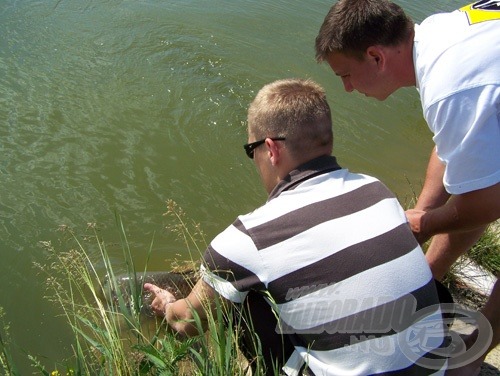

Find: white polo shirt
<box><xmin>413</xmin><ymin>4</ymin><xmax>500</xmax><ymax>194</ymax></box>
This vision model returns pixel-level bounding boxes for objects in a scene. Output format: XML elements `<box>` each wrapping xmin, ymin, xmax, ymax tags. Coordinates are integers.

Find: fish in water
<box><xmin>103</xmin><ymin>269</ymin><xmax>199</xmax><ymax>317</ymax></box>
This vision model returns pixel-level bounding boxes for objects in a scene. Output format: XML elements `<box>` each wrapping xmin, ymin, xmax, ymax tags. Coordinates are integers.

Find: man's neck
<box><xmin>268</xmin><ymin>155</ymin><xmax>341</xmax><ymax>200</ymax></box>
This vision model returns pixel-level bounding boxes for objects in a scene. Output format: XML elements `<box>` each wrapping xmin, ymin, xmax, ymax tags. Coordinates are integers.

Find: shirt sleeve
<box><xmin>425</xmin><ymin>85</ymin><xmax>500</xmax><ymax>194</ymax></box>
<box><xmin>201</xmin><ymin>218</ymin><xmax>265</xmax><ymax>303</ymax></box>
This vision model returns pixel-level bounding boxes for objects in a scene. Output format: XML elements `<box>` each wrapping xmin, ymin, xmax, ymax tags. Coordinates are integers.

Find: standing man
<box><xmin>315</xmin><ymin>1</ymin><xmax>500</xmax><ymax>374</ymax></box>
<box><xmin>145</xmin><ymin>78</ymin><xmax>447</xmax><ymax>375</ymax></box>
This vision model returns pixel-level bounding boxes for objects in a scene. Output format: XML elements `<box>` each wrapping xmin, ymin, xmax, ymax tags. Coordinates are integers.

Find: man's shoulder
<box><xmin>415</xmin><ymin>16</ymin><xmax>500</xmax><ymax>110</ymax></box>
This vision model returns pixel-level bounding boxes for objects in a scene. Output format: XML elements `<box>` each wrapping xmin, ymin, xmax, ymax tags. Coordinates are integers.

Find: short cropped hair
<box><xmin>315</xmin><ymin>0</ymin><xmax>414</xmax><ymax>61</ymax></box>
<box><xmin>247</xmin><ymin>78</ymin><xmax>333</xmax><ymax>158</ymax></box>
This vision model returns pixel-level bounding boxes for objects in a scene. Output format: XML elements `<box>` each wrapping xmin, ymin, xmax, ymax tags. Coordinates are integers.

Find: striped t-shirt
<box><xmin>202</xmin><ymin>155</ymin><xmax>446</xmax><ymax>375</ymax></box>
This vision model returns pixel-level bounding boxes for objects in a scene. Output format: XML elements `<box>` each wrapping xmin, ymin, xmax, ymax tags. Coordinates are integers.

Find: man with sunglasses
<box><xmin>145</xmin><ymin>78</ymin><xmax>446</xmax><ymax>375</ymax></box>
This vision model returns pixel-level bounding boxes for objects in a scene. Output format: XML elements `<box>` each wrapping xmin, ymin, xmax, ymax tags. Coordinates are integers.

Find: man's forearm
<box><xmin>421</xmin><ymin>183</ymin><xmax>500</xmax><ymax>237</ymax></box>
<box><xmin>415</xmin><ymin>147</ymin><xmax>450</xmax><ymax>211</ymax></box>
<box><xmin>166</xmin><ymin>298</ymin><xmax>204</xmax><ymax>337</ymax></box>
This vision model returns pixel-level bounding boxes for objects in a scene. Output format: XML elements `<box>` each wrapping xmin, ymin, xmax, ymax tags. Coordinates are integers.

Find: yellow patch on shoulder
<box><xmin>460</xmin><ymin>0</ymin><xmax>500</xmax><ymax>24</ymax></box>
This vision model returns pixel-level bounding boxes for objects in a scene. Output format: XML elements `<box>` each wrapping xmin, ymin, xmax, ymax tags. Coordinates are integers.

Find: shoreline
<box><xmin>447</xmin><ymin>255</ymin><xmax>499</xmax><ymax>374</ymax></box>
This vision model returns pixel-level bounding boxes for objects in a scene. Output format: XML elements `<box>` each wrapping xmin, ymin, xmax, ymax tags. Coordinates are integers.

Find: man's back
<box><xmin>203</xmin><ymin>155</ymin><xmax>446</xmax><ymax>375</ymax></box>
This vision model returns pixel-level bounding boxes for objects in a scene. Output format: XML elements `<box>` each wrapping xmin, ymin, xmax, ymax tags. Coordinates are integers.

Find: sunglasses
<box><xmin>243</xmin><ymin>137</ymin><xmax>286</xmax><ymax>159</ymax></box>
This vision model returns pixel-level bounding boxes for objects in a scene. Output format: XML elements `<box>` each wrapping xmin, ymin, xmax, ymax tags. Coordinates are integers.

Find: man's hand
<box><xmin>143</xmin><ymin>283</ymin><xmax>177</xmax><ymax>317</ymax></box>
<box><xmin>405</xmin><ymin>208</ymin><xmax>430</xmax><ymax>244</ymax></box>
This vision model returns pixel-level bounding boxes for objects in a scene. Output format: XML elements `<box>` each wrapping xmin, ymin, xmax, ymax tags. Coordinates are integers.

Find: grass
<box><xmin>0</xmin><ymin>201</ymin><xmax>271</xmax><ymax>376</ymax></box>
<box><xmin>467</xmin><ymin>223</ymin><xmax>500</xmax><ymax>277</ymax></box>
<box><xmin>441</xmin><ymin>223</ymin><xmax>499</xmax><ymax>308</ymax></box>
<box><xmin>0</xmin><ymin>307</ymin><xmax>19</xmax><ymax>376</ymax></box>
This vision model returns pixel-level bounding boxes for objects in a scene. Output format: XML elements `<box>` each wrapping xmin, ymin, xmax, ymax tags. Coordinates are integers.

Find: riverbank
<box><xmin>448</xmin><ymin>258</ymin><xmax>499</xmax><ymax>375</ymax></box>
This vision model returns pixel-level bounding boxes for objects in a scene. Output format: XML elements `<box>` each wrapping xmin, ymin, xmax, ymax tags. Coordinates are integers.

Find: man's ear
<box><xmin>265</xmin><ymin>138</ymin><xmax>281</xmax><ymax>166</ymax></box>
<box><xmin>366</xmin><ymin>46</ymin><xmax>386</xmax><ymax>70</ymax></box>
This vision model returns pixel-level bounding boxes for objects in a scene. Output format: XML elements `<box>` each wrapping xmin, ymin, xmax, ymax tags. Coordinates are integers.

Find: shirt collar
<box><xmin>268</xmin><ymin>155</ymin><xmax>342</xmax><ymax>201</ymax></box>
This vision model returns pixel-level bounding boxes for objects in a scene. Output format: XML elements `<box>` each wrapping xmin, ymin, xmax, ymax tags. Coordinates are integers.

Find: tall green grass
<box><xmin>1</xmin><ymin>202</ymin><xmax>273</xmax><ymax>375</ymax></box>
<box><xmin>33</xmin><ymin>217</ymin><xmax>163</xmax><ymax>375</ymax></box>
<box><xmin>442</xmin><ymin>223</ymin><xmax>499</xmax><ymax>299</ymax></box>
<box><xmin>0</xmin><ymin>307</ymin><xmax>19</xmax><ymax>376</ymax></box>
<box><xmin>467</xmin><ymin>223</ymin><xmax>500</xmax><ymax>277</ymax></box>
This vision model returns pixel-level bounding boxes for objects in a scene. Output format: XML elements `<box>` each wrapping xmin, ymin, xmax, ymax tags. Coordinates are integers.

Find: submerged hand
<box><xmin>143</xmin><ymin>282</ymin><xmax>177</xmax><ymax>317</ymax></box>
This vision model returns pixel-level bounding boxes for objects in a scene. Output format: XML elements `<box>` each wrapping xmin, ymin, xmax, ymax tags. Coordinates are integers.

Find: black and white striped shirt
<box><xmin>202</xmin><ymin>155</ymin><xmax>446</xmax><ymax>375</ymax></box>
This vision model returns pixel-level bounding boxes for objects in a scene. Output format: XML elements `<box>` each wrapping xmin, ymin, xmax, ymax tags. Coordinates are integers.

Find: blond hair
<box><xmin>247</xmin><ymin>78</ymin><xmax>333</xmax><ymax>158</ymax></box>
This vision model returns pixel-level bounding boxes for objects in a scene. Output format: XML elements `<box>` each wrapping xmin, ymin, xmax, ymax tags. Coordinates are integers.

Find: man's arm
<box><xmin>424</xmin><ymin>228</ymin><xmax>487</xmax><ymax>281</ymax></box>
<box><xmin>406</xmin><ymin>182</ymin><xmax>500</xmax><ymax>244</ymax></box>
<box><xmin>144</xmin><ymin>278</ymin><xmax>218</xmax><ymax>337</ymax></box>
<box><xmin>414</xmin><ymin>147</ymin><xmax>450</xmax><ymax>211</ymax></box>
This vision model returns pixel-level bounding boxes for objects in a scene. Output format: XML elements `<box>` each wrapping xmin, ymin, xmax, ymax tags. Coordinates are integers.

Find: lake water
<box><xmin>0</xmin><ymin>0</ymin><xmax>465</xmax><ymax>372</ymax></box>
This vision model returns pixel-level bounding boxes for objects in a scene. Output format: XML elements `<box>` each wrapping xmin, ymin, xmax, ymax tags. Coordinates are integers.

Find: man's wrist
<box><xmin>164</xmin><ymin>299</ymin><xmax>176</xmax><ymax>322</ymax></box>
